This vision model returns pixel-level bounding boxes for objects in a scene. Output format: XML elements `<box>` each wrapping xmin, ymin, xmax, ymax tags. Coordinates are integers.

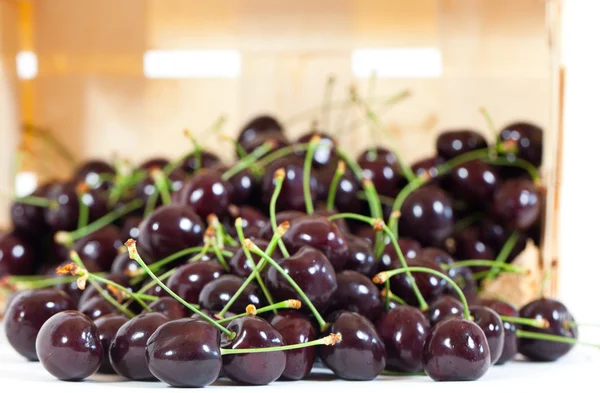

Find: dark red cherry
<box><xmin>357</xmin><ymin>147</ymin><xmax>403</xmax><ymax>198</ymax></box>
<box><xmin>179</xmin><ymin>169</ymin><xmax>232</xmax><ymax>219</ymax></box>
<box><xmin>120</xmin><ymin>216</ymin><xmax>143</xmax><ymax>243</ymax></box>
<box><xmin>228</xmin><ymin>168</ymin><xmax>260</xmax><ymax>205</ymax></box>
<box><xmin>72</xmin><ymin>225</ymin><xmax>122</xmax><ymax>271</ymax></box>
<box><xmin>492</xmin><ymin>178</ymin><xmax>541</xmax><ymax>231</ymax></box>
<box><xmin>135</xmin><ymin>167</ymin><xmax>186</xmax><ymax>208</ymax></box>
<box><xmin>257</xmin><ymin>210</ymin><xmax>306</xmax><ymax>239</ymax></box>
<box><xmin>411</xmin><ymin>156</ymin><xmax>445</xmax><ymax>184</ymax></box>
<box><xmin>110</xmin><ymin>250</ymin><xmax>143</xmax><ymax>282</ymax></box>
<box><xmin>221</xmin><ymin>316</ymin><xmax>286</xmax><ymax>385</ymax></box>
<box><xmin>319</xmin><ymin>311</ymin><xmax>385</xmax><ymax>380</ymax></box>
<box><xmin>146</xmin><ymin>318</ymin><xmax>222</xmax><ymax>388</ymax></box>
<box><xmin>261</xmin><ymin>156</ymin><xmax>317</xmax><ymax>212</ymax></box>
<box><xmin>389</xmin><ymin>257</ymin><xmax>448</xmax><ymax>306</ymax></box>
<box><xmin>378</xmin><ymin>237</ymin><xmax>421</xmax><ymax>272</ymax></box>
<box><xmin>418</xmin><ymin>247</ymin><xmax>453</xmax><ymax>266</ymax></box>
<box><xmin>109</xmin><ymin>312</ymin><xmax>169</xmax><ymax>380</ymax></box>
<box><xmin>269</xmin><ymin>310</ymin><xmax>317</xmax><ymax>380</ymax></box>
<box><xmin>399</xmin><ymin>185</ymin><xmax>454</xmax><ymax>247</ymax></box>
<box><xmin>10</xmin><ymin>183</ymin><xmax>53</xmax><ymax>238</ymax></box>
<box><xmin>229</xmin><ymin>239</ymin><xmax>281</xmax><ymax>278</ymax></box>
<box><xmin>449</xmin><ymin>160</ymin><xmax>498</xmax><ymax>205</ymax></box>
<box><xmin>330</xmin><ymin>270</ymin><xmax>383</xmax><ymax>321</ymax></box>
<box><xmin>422</xmin><ymin>318</ymin><xmax>491</xmax><ymax>381</ymax></box>
<box><xmin>499</xmin><ymin>122</ymin><xmax>543</xmax><ymax>168</ymax></box>
<box><xmin>35</xmin><ymin>310</ymin><xmax>103</xmax><ymax>381</ymax></box>
<box><xmin>227</xmin><ymin>205</ymin><xmax>269</xmax><ymax>239</ymax></box>
<box><xmin>4</xmin><ymin>288</ymin><xmax>75</xmax><ymax>360</ymax></box>
<box><xmin>470</xmin><ymin>306</ymin><xmax>504</xmax><ymax>365</ymax></box>
<box><xmin>344</xmin><ymin>234</ymin><xmax>377</xmax><ymax>276</ymax></box>
<box><xmin>519</xmin><ymin>298</ymin><xmax>577</xmax><ymax>362</ymax></box>
<box><xmin>242</xmin><ymin>132</ymin><xmax>289</xmax><ymax>157</ymax></box>
<box><xmin>478</xmin><ymin>298</ymin><xmax>519</xmax><ymax>365</ymax></box>
<box><xmin>79</xmin><ymin>296</ymin><xmax>118</xmax><ymax>320</ymax></box>
<box><xmin>283</xmin><ymin>215</ymin><xmax>348</xmax><ymax>271</ymax></box>
<box><xmin>166</xmin><ymin>261</ymin><xmax>224</xmax><ymax>304</ymax></box>
<box><xmin>313</xmin><ymin>205</ymin><xmax>350</xmax><ymax>234</ymax></box>
<box><xmin>146</xmin><ymin>297</ymin><xmax>187</xmax><ymax>320</ymax></box>
<box><xmin>436</xmin><ymin>129</ymin><xmax>488</xmax><ymax>160</ymax></box>
<box><xmin>375</xmin><ymin>305</ymin><xmax>430</xmax><ymax>372</ymax></box>
<box><xmin>94</xmin><ymin>314</ymin><xmax>128</xmax><ymax>373</ymax></box>
<box><xmin>445</xmin><ymin>265</ymin><xmax>477</xmax><ymax>303</ymax></box>
<box><xmin>139</xmin><ymin>157</ymin><xmax>169</xmax><ymax>170</ymax></box>
<box><xmin>199</xmin><ymin>274</ymin><xmax>264</xmax><ymax>315</ymax></box>
<box><xmin>44</xmin><ymin>182</ymin><xmax>108</xmax><ymax>232</ymax></box>
<box><xmin>178</xmin><ymin>150</ymin><xmax>222</xmax><ymax>174</ymax></box>
<box><xmin>76</xmin><ymin>273</ymin><xmax>131</xmax><ymax>308</ymax></box>
<box><xmin>480</xmin><ymin>219</ymin><xmax>528</xmax><ymax>262</ymax></box>
<box><xmin>296</xmin><ymin>131</ymin><xmax>337</xmax><ymax>168</ymax></box>
<box><xmin>74</xmin><ymin>159</ymin><xmax>115</xmax><ymax>191</ymax></box>
<box><xmin>0</xmin><ymin>232</ymin><xmax>37</xmax><ymax>276</ymax></box>
<box><xmin>428</xmin><ymin>295</ymin><xmax>465</xmax><ymax>326</ymax></box>
<box><xmin>452</xmin><ymin>228</ymin><xmax>495</xmax><ymax>274</ymax></box>
<box><xmin>316</xmin><ymin>164</ymin><xmax>362</xmax><ymax>213</ymax></box>
<box><xmin>266</xmin><ymin>246</ymin><xmax>337</xmax><ymax>312</ymax></box>
<box><xmin>237</xmin><ymin>115</ymin><xmax>285</xmax><ymax>152</ymax></box>
<box><xmin>137</xmin><ymin>204</ymin><xmax>204</xmax><ymax>263</ymax></box>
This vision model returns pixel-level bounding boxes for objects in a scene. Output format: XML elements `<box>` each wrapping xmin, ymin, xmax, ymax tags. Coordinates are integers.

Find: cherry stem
<box><xmin>209</xmin><ymin>239</ymin><xmax>230</xmax><ymax>271</ymax></box>
<box><xmin>131</xmin><ymin>245</ymin><xmax>208</xmax><ymax>285</ymax></box>
<box><xmin>375</xmin><ymin>266</ymin><xmax>469</xmax><ymax>319</ymax></box>
<box><xmin>183</xmin><ymin>128</ymin><xmax>204</xmax><ymax>172</ymax></box>
<box><xmin>208</xmin><ymin>214</ymin><xmax>227</xmax><ymax>249</ymax></box>
<box><xmin>501</xmin><ymin>315</ymin><xmax>550</xmax><ymax>329</ymax></box>
<box><xmin>220</xmin><ymin>134</ymin><xmax>249</xmax><ymax>159</ymax></box>
<box><xmin>125</xmin><ymin>239</ymin><xmax>235</xmax><ymax>338</ymax></box>
<box><xmin>381</xmin><ymin>287</ymin><xmax>408</xmax><ymax>306</ymax></box>
<box><xmin>515</xmin><ymin>330</ymin><xmax>600</xmax><ymax>349</ymax></box>
<box><xmin>384</xmin><ymin>281</ymin><xmax>391</xmax><ymax>309</ymax></box>
<box><xmin>270</xmin><ymin>169</ymin><xmax>291</xmax><ymax>258</ymax></box>
<box><xmin>217</xmin><ymin>299</ymin><xmax>300</xmax><ymax>325</ymax></box>
<box><xmin>326</xmin><ymin>160</ymin><xmax>346</xmax><ymax>211</ymax></box>
<box><xmin>245</xmin><ymin>239</ymin><xmax>327</xmax><ymax>331</ymax></box>
<box><xmin>54</xmin><ymin>199</ymin><xmax>143</xmax><ymax>246</ymax></box>
<box><xmin>322</xmin><ymin>75</ymin><xmax>336</xmax><ymax>132</ymax></box>
<box><xmin>222</xmin><ymin>141</ymin><xmax>274</xmax><ymax>180</ymax></box>
<box><xmin>6</xmin><ymin>194</ymin><xmax>54</xmax><ymax>208</ymax></box>
<box><xmin>361</xmin><ymin>179</ymin><xmax>385</xmax><ymax>257</ymax></box>
<box><xmin>89</xmin><ymin>280</ymin><xmax>136</xmax><ymax>319</ymax></box>
<box><xmin>76</xmin><ymin>184</ymin><xmax>90</xmax><ymax>230</ymax></box>
<box><xmin>220</xmin><ymin>332</ymin><xmax>342</xmax><ymax>355</ymax></box>
<box><xmin>327</xmin><ymin>212</ymin><xmax>429</xmax><ymax>312</ymax></box>
<box><xmin>151</xmin><ymin>168</ymin><xmax>172</xmax><ymax>205</ymax></box>
<box><xmin>6</xmin><ymin>275</ymin><xmax>76</xmax><ymax>290</ymax></box>
<box><xmin>356</xmin><ymin>191</ymin><xmax>395</xmax><ymax>206</ymax></box>
<box><xmin>486</xmin><ymin>231</ymin><xmax>520</xmax><ymax>280</ymax></box>
<box><xmin>483</xmin><ymin>156</ymin><xmax>541</xmax><ymax>185</ymax></box>
<box><xmin>303</xmin><ymin>136</ymin><xmax>323</xmax><ymax>214</ymax></box>
<box><xmin>335</xmin><ymin>147</ymin><xmax>364</xmax><ymax>181</ymax></box>
<box><xmin>256</xmin><ymin>144</ymin><xmax>310</xmax><ymax>169</ymax></box>
<box><xmin>124</xmin><ymin>269</ymin><xmax>176</xmax><ymax>309</ymax></box>
<box><xmin>446</xmin><ymin>260</ymin><xmax>527</xmax><ymax>274</ymax></box>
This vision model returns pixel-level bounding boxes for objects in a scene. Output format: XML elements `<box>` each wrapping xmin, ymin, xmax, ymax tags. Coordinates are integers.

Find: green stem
<box><xmin>303</xmin><ymin>137</ymin><xmax>323</xmax><ymax>214</ymax></box>
<box><xmin>362</xmin><ymin>180</ymin><xmax>385</xmax><ymax>258</ymax></box>
<box><xmin>216</xmin><ymin>300</ymin><xmax>298</xmax><ymax>325</ymax></box>
<box><xmin>220</xmin><ymin>334</ymin><xmax>340</xmax><ymax>355</ymax></box>
<box><xmin>326</xmin><ymin>160</ymin><xmax>346</xmax><ymax>211</ymax></box>
<box><xmin>150</xmin><ymin>169</ymin><xmax>172</xmax><ymax>206</ymax></box>
<box><xmin>126</xmin><ymin>240</ymin><xmax>235</xmax><ymax>339</ymax></box>
<box><xmin>7</xmin><ymin>275</ymin><xmax>76</xmax><ymax>290</ymax></box>
<box><xmin>222</xmin><ymin>141</ymin><xmax>273</xmax><ymax>180</ymax></box>
<box><xmin>486</xmin><ymin>231</ymin><xmax>520</xmax><ymax>280</ymax></box>
<box><xmin>256</xmin><ymin>144</ymin><xmax>310</xmax><ymax>169</ymax></box>
<box><xmin>89</xmin><ymin>280</ymin><xmax>136</xmax><ymax>319</ymax></box>
<box><xmin>384</xmin><ymin>280</ymin><xmax>391</xmax><ymax>309</ymax></box>
<box><xmin>385</xmin><ymin>289</ymin><xmax>407</xmax><ymax>306</ymax></box>
<box><xmin>269</xmin><ymin>169</ymin><xmax>290</xmax><ymax>258</ymax></box>
<box><xmin>484</xmin><ymin>156</ymin><xmax>541</xmax><ymax>184</ymax></box>
<box><xmin>452</xmin><ymin>212</ymin><xmax>484</xmax><ymax>235</ymax></box>
<box><xmin>500</xmin><ymin>315</ymin><xmax>549</xmax><ymax>329</ymax></box>
<box><xmin>516</xmin><ymin>330</ymin><xmax>599</xmax><ymax>349</ymax></box>
<box><xmin>88</xmin><ymin>272</ymin><xmax>152</xmax><ymax>312</ymax></box>
<box><xmin>76</xmin><ymin>188</ymin><xmax>90</xmax><ymax>230</ymax></box>
<box><xmin>335</xmin><ymin>148</ymin><xmax>364</xmax><ymax>181</ymax></box>
<box><xmin>11</xmin><ymin>195</ymin><xmax>53</xmax><ymax>208</ymax></box>
<box><xmin>447</xmin><ymin>260</ymin><xmax>527</xmax><ymax>274</ymax></box>
<box><xmin>211</xmin><ymin>242</ymin><xmax>230</xmax><ymax>272</ymax></box>
<box><xmin>132</xmin><ymin>245</ymin><xmax>208</xmax><ymax>284</ymax></box>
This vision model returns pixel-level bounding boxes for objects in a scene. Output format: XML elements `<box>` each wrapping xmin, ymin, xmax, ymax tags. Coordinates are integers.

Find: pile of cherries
<box><xmin>0</xmin><ymin>109</ymin><xmax>589</xmax><ymax>387</ymax></box>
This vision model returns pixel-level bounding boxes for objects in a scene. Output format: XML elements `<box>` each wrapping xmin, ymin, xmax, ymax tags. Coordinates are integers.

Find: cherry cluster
<box><xmin>0</xmin><ymin>110</ymin><xmax>588</xmax><ymax>387</ymax></box>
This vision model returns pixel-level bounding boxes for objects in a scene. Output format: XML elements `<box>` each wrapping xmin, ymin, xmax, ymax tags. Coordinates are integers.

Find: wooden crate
<box><xmin>0</xmin><ymin>0</ymin><xmax>563</xmax><ymax>306</ymax></box>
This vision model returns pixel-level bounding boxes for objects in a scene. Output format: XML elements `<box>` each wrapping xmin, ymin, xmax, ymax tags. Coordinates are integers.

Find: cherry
<box><xmin>268</xmin><ymin>310</ymin><xmax>317</xmax><ymax>381</ymax></box>
<box><xmin>135</xmin><ymin>167</ymin><xmax>186</xmax><ymax>208</ymax></box>
<box><xmin>199</xmin><ymin>274</ymin><xmax>264</xmax><ymax>315</ymax></box>
<box><xmin>0</xmin><ymin>232</ymin><xmax>38</xmax><ymax>276</ymax></box>
<box><xmin>227</xmin><ymin>169</ymin><xmax>260</xmax><ymax>206</ymax></box>
<box><xmin>499</xmin><ymin>121</ymin><xmax>543</xmax><ymax>168</ymax></box>
<box><xmin>179</xmin><ymin>169</ymin><xmax>232</xmax><ymax>219</ymax></box>
<box><xmin>139</xmin><ymin>157</ymin><xmax>169</xmax><ymax>170</ymax></box>
<box><xmin>74</xmin><ymin>159</ymin><xmax>115</xmax><ymax>191</ymax></box>
<box><xmin>10</xmin><ymin>183</ymin><xmax>53</xmax><ymax>238</ymax></box>
<box><xmin>319</xmin><ymin>311</ymin><xmax>385</xmax><ymax>380</ymax></box>
<box><xmin>436</xmin><ymin>129</ymin><xmax>488</xmax><ymax>160</ymax></box>
<box><xmin>491</xmin><ymin>178</ymin><xmax>540</xmax><ymax>231</ymax></box>
<box><xmin>449</xmin><ymin>160</ymin><xmax>498</xmax><ymax>205</ymax></box>
<box><xmin>357</xmin><ymin>148</ymin><xmax>403</xmax><ymax>198</ymax></box>
<box><xmin>445</xmin><ymin>265</ymin><xmax>477</xmax><ymax>303</ymax></box>
<box><xmin>378</xmin><ymin>238</ymin><xmax>421</xmax><ymax>272</ymax></box>
<box><xmin>166</xmin><ymin>260</ymin><xmax>224</xmax><ymax>304</ymax></box>
<box><xmin>344</xmin><ymin>234</ymin><xmax>377</xmax><ymax>276</ymax></box>
<box><xmin>221</xmin><ymin>316</ymin><xmax>286</xmax><ymax>385</ymax></box>
<box><xmin>4</xmin><ymin>288</ymin><xmax>75</xmax><ymax>360</ymax></box>
<box><xmin>422</xmin><ymin>317</ymin><xmax>491</xmax><ymax>381</ymax></box>
<box><xmin>518</xmin><ymin>298</ymin><xmax>577</xmax><ymax>362</ymax></box>
<box><xmin>266</xmin><ymin>246</ymin><xmax>337</xmax><ymax>311</ymax></box>
<box><xmin>411</xmin><ymin>156</ymin><xmax>445</xmax><ymax>184</ymax></box>
<box><xmin>428</xmin><ymin>295</ymin><xmax>465</xmax><ymax>326</ymax></box>
<box><xmin>120</xmin><ymin>216</ymin><xmax>143</xmax><ymax>243</ymax></box>
<box><xmin>146</xmin><ymin>318</ymin><xmax>222</xmax><ymax>387</ymax></box>
<box><xmin>137</xmin><ymin>204</ymin><xmax>204</xmax><ymax>262</ymax></box>
<box><xmin>237</xmin><ymin>115</ymin><xmax>285</xmax><ymax>154</ymax></box>
<box><xmin>94</xmin><ymin>314</ymin><xmax>128</xmax><ymax>373</ymax></box>
<box><xmin>452</xmin><ymin>228</ymin><xmax>496</xmax><ymax>273</ymax></box>
<box><xmin>330</xmin><ymin>270</ymin><xmax>383</xmax><ymax>321</ymax></box>
<box><xmin>316</xmin><ymin>164</ymin><xmax>362</xmax><ymax>213</ymax></box>
<box><xmin>418</xmin><ymin>247</ymin><xmax>453</xmax><ymax>266</ymax></box>
<box><xmin>297</xmin><ymin>131</ymin><xmax>337</xmax><ymax>168</ymax></box>
<box><xmin>72</xmin><ymin>225</ymin><xmax>122</xmax><ymax>272</ymax></box>
<box><xmin>480</xmin><ymin>219</ymin><xmax>528</xmax><ymax>262</ymax></box>
<box><xmin>146</xmin><ymin>297</ymin><xmax>187</xmax><ymax>320</ymax></box>
<box><xmin>35</xmin><ymin>311</ymin><xmax>103</xmax><ymax>381</ymax></box>
<box><xmin>389</xmin><ymin>257</ymin><xmax>448</xmax><ymax>306</ymax></box>
<box><xmin>375</xmin><ymin>305</ymin><xmax>430</xmax><ymax>372</ymax></box>
<box><xmin>261</xmin><ymin>157</ymin><xmax>317</xmax><ymax>212</ymax></box>
<box><xmin>227</xmin><ymin>205</ymin><xmax>269</xmax><ymax>240</ymax></box>
<box><xmin>470</xmin><ymin>305</ymin><xmax>505</xmax><ymax>365</ymax></box>
<box><xmin>178</xmin><ymin>150</ymin><xmax>222</xmax><ymax>174</ymax></box>
<box><xmin>478</xmin><ymin>298</ymin><xmax>519</xmax><ymax>365</ymax></box>
<box><xmin>258</xmin><ymin>210</ymin><xmax>306</xmax><ymax>239</ymax></box>
<box><xmin>79</xmin><ymin>296</ymin><xmax>118</xmax><ymax>320</ymax></box>
<box><xmin>109</xmin><ymin>312</ymin><xmax>169</xmax><ymax>380</ymax></box>
<box><xmin>44</xmin><ymin>182</ymin><xmax>108</xmax><ymax>232</ymax></box>
<box><xmin>399</xmin><ymin>185</ymin><xmax>454</xmax><ymax>247</ymax></box>
<box><xmin>230</xmin><ymin>239</ymin><xmax>281</xmax><ymax>278</ymax></box>
<box><xmin>282</xmin><ymin>215</ymin><xmax>348</xmax><ymax>271</ymax></box>
<box><xmin>313</xmin><ymin>205</ymin><xmax>350</xmax><ymax>234</ymax></box>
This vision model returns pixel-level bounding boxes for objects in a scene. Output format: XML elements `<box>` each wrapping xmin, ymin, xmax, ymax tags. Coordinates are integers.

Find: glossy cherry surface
<box><xmin>94</xmin><ymin>314</ymin><xmax>128</xmax><ymax>374</ymax></box>
<box><xmin>375</xmin><ymin>305</ymin><xmax>430</xmax><ymax>372</ymax></box>
<box><xmin>519</xmin><ymin>298</ymin><xmax>577</xmax><ymax>362</ymax></box>
<box><xmin>178</xmin><ymin>150</ymin><xmax>222</xmax><ymax>174</ymax></box>
<box><xmin>449</xmin><ymin>160</ymin><xmax>498</xmax><ymax>205</ymax></box>
<box><xmin>10</xmin><ymin>183</ymin><xmax>53</xmax><ymax>238</ymax></box>
<box><xmin>120</xmin><ymin>216</ymin><xmax>143</xmax><ymax>243</ymax></box>
<box><xmin>227</xmin><ymin>168</ymin><xmax>259</xmax><ymax>205</ymax></box>
<box><xmin>478</xmin><ymin>298</ymin><xmax>519</xmax><ymax>365</ymax></box>
<box><xmin>79</xmin><ymin>296</ymin><xmax>118</xmax><ymax>321</ymax></box>
<box><xmin>319</xmin><ymin>311</ymin><xmax>385</xmax><ymax>380</ymax></box>
<box><xmin>166</xmin><ymin>260</ymin><xmax>224</xmax><ymax>304</ymax></box>
<box><xmin>316</xmin><ymin>164</ymin><xmax>362</xmax><ymax>213</ymax></box>
<box><xmin>422</xmin><ymin>318</ymin><xmax>491</xmax><ymax>381</ymax></box>
<box><xmin>470</xmin><ymin>305</ymin><xmax>504</xmax><ymax>365</ymax></box>
<box><xmin>492</xmin><ymin>178</ymin><xmax>541</xmax><ymax>231</ymax></box>
<box><xmin>109</xmin><ymin>312</ymin><xmax>169</xmax><ymax>380</ymax></box>
<box><xmin>44</xmin><ymin>182</ymin><xmax>108</xmax><ymax>232</ymax></box>
<box><xmin>199</xmin><ymin>274</ymin><xmax>264</xmax><ymax>315</ymax></box>
<box><xmin>137</xmin><ymin>204</ymin><xmax>204</xmax><ymax>262</ymax></box>
<box><xmin>266</xmin><ymin>246</ymin><xmax>337</xmax><ymax>311</ymax></box>
<box><xmin>330</xmin><ymin>270</ymin><xmax>383</xmax><ymax>321</ymax></box>
<box><xmin>428</xmin><ymin>295</ymin><xmax>465</xmax><ymax>326</ymax></box>
<box><xmin>110</xmin><ymin>251</ymin><xmax>143</xmax><ymax>282</ymax></box>
<box><xmin>389</xmin><ymin>257</ymin><xmax>448</xmax><ymax>306</ymax></box>
<box><xmin>227</xmin><ymin>205</ymin><xmax>269</xmax><ymax>239</ymax></box>
<box><xmin>35</xmin><ymin>311</ymin><xmax>102</xmax><ymax>381</ymax></box>
<box><xmin>357</xmin><ymin>148</ymin><xmax>403</xmax><ymax>198</ymax></box>
<box><xmin>378</xmin><ymin>237</ymin><xmax>421</xmax><ymax>272</ymax></box>
<box><xmin>452</xmin><ymin>228</ymin><xmax>495</xmax><ymax>274</ymax></box>
<box><xmin>237</xmin><ymin>115</ymin><xmax>285</xmax><ymax>151</ymax></box>
<box><xmin>296</xmin><ymin>131</ymin><xmax>337</xmax><ymax>168</ymax></box>
<box><xmin>4</xmin><ymin>289</ymin><xmax>75</xmax><ymax>361</ymax></box>
<box><xmin>146</xmin><ymin>297</ymin><xmax>187</xmax><ymax>320</ymax></box>
<box><xmin>399</xmin><ymin>185</ymin><xmax>454</xmax><ymax>247</ymax></box>
<box><xmin>499</xmin><ymin>122</ymin><xmax>543</xmax><ymax>168</ymax></box>
<box><xmin>269</xmin><ymin>310</ymin><xmax>317</xmax><ymax>380</ymax></box>
<box><xmin>179</xmin><ymin>169</ymin><xmax>232</xmax><ymax>219</ymax></box>
<box><xmin>261</xmin><ymin>156</ymin><xmax>317</xmax><ymax>212</ymax></box>
<box><xmin>0</xmin><ymin>232</ymin><xmax>37</xmax><ymax>276</ymax></box>
<box><xmin>282</xmin><ymin>215</ymin><xmax>348</xmax><ymax>271</ymax></box>
<box><xmin>344</xmin><ymin>234</ymin><xmax>377</xmax><ymax>276</ymax></box>
<box><xmin>436</xmin><ymin>129</ymin><xmax>488</xmax><ymax>160</ymax></box>
<box><xmin>221</xmin><ymin>316</ymin><xmax>286</xmax><ymax>385</ymax></box>
<box><xmin>74</xmin><ymin>159</ymin><xmax>115</xmax><ymax>191</ymax></box>
<box><xmin>146</xmin><ymin>318</ymin><xmax>222</xmax><ymax>387</ymax></box>
<box><xmin>229</xmin><ymin>239</ymin><xmax>280</xmax><ymax>278</ymax></box>
<box><xmin>411</xmin><ymin>156</ymin><xmax>445</xmax><ymax>184</ymax></box>
<box><xmin>479</xmin><ymin>219</ymin><xmax>528</xmax><ymax>262</ymax></box>
<box><xmin>73</xmin><ymin>225</ymin><xmax>122</xmax><ymax>271</ymax></box>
